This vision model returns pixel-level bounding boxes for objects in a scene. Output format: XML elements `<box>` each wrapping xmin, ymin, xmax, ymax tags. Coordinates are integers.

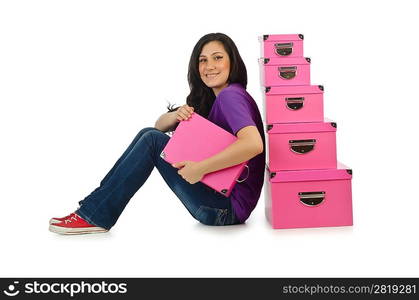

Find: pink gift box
<box><xmin>267</xmin><ymin>120</ymin><xmax>337</xmax><ymax>171</ymax></box>
<box><xmin>160</xmin><ymin>112</ymin><xmax>248</xmax><ymax>197</ymax></box>
<box><xmin>259</xmin><ymin>34</ymin><xmax>304</xmax><ymax>58</ymax></box>
<box><xmin>265</xmin><ymin>162</ymin><xmax>353</xmax><ymax>229</ymax></box>
<box><xmin>260</xmin><ymin>57</ymin><xmax>311</xmax><ymax>86</ymax></box>
<box><xmin>263</xmin><ymin>85</ymin><xmax>324</xmax><ymax>124</ymax></box>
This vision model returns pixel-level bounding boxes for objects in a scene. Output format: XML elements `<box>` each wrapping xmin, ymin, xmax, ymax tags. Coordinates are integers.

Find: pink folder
<box><xmin>160</xmin><ymin>112</ymin><xmax>248</xmax><ymax>197</ymax></box>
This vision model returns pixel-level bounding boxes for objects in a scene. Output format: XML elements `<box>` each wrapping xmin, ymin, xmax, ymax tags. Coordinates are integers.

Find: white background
<box><xmin>1</xmin><ymin>0</ymin><xmax>418</xmax><ymax>277</ymax></box>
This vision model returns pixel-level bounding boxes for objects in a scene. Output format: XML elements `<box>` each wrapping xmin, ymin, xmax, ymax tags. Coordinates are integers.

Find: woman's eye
<box><xmin>199</xmin><ymin>58</ymin><xmax>206</xmax><ymax>63</ymax></box>
<box><xmin>215</xmin><ymin>56</ymin><xmax>223</xmax><ymax>60</ymax></box>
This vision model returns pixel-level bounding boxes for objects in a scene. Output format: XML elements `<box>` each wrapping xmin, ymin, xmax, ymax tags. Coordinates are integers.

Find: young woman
<box><xmin>49</xmin><ymin>33</ymin><xmax>266</xmax><ymax>235</ymax></box>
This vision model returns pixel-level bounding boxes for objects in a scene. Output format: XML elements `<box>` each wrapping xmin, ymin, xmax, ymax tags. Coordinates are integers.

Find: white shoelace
<box><xmin>64</xmin><ymin>214</ymin><xmax>79</xmax><ymax>224</ymax></box>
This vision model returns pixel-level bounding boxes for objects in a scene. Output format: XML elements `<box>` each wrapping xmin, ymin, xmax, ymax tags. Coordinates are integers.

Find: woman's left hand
<box><xmin>172</xmin><ymin>161</ymin><xmax>205</xmax><ymax>184</ymax></box>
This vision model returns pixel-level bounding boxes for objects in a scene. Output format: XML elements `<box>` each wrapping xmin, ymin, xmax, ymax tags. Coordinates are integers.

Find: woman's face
<box><xmin>199</xmin><ymin>41</ymin><xmax>231</xmax><ymax>96</ymax></box>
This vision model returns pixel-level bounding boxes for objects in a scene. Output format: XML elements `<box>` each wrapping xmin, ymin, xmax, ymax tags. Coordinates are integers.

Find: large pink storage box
<box><xmin>267</xmin><ymin>121</ymin><xmax>337</xmax><ymax>171</ymax></box>
<box><xmin>259</xmin><ymin>34</ymin><xmax>304</xmax><ymax>58</ymax></box>
<box><xmin>265</xmin><ymin>163</ymin><xmax>353</xmax><ymax>229</ymax></box>
<box><xmin>160</xmin><ymin>112</ymin><xmax>248</xmax><ymax>197</ymax></box>
<box><xmin>260</xmin><ymin>57</ymin><xmax>311</xmax><ymax>86</ymax></box>
<box><xmin>264</xmin><ymin>85</ymin><xmax>324</xmax><ymax>124</ymax></box>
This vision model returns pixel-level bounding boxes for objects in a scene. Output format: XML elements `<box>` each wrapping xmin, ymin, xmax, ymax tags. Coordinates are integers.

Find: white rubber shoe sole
<box><xmin>49</xmin><ymin>224</ymin><xmax>109</xmax><ymax>235</ymax></box>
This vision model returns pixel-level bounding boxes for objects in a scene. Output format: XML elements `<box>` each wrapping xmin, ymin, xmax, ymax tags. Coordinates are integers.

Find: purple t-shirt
<box><xmin>207</xmin><ymin>83</ymin><xmax>266</xmax><ymax>223</ymax></box>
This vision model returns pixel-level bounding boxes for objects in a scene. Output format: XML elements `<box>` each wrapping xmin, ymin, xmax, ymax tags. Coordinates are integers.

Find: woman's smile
<box><xmin>206</xmin><ymin>73</ymin><xmax>220</xmax><ymax>78</ymax></box>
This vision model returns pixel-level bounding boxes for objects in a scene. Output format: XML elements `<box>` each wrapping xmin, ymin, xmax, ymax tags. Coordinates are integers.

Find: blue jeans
<box><xmin>75</xmin><ymin>127</ymin><xmax>240</xmax><ymax>230</ymax></box>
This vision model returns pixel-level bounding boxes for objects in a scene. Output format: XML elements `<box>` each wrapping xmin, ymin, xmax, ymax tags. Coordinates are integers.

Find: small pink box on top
<box><xmin>259</xmin><ymin>34</ymin><xmax>304</xmax><ymax>58</ymax></box>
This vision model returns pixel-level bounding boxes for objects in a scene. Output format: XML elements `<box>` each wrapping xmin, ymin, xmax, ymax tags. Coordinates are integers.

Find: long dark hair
<box><xmin>168</xmin><ymin>33</ymin><xmax>247</xmax><ymax>118</ymax></box>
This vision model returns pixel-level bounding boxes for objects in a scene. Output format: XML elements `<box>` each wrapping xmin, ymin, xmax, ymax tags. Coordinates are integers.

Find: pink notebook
<box><xmin>160</xmin><ymin>112</ymin><xmax>248</xmax><ymax>197</ymax></box>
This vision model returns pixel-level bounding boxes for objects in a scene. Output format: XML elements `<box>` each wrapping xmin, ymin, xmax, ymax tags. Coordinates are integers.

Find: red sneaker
<box><xmin>49</xmin><ymin>212</ymin><xmax>77</xmax><ymax>224</ymax></box>
<box><xmin>49</xmin><ymin>213</ymin><xmax>108</xmax><ymax>235</ymax></box>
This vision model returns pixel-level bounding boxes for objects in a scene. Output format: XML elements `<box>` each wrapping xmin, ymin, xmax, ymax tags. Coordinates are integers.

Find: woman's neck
<box><xmin>212</xmin><ymin>83</ymin><xmax>229</xmax><ymax>97</ymax></box>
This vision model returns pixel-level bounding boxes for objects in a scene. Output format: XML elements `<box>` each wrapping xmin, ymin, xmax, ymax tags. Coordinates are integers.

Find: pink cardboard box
<box><xmin>260</xmin><ymin>57</ymin><xmax>311</xmax><ymax>86</ymax></box>
<box><xmin>160</xmin><ymin>112</ymin><xmax>248</xmax><ymax>197</ymax></box>
<box><xmin>263</xmin><ymin>85</ymin><xmax>324</xmax><ymax>124</ymax></box>
<box><xmin>267</xmin><ymin>120</ymin><xmax>337</xmax><ymax>171</ymax></box>
<box><xmin>259</xmin><ymin>34</ymin><xmax>304</xmax><ymax>58</ymax></box>
<box><xmin>265</xmin><ymin>163</ymin><xmax>353</xmax><ymax>229</ymax></box>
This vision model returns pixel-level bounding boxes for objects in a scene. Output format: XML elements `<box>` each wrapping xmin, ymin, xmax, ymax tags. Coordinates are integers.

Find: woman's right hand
<box><xmin>175</xmin><ymin>104</ymin><xmax>194</xmax><ymax>122</ymax></box>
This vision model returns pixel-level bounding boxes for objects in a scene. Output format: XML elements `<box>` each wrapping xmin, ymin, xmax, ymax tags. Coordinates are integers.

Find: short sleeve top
<box><xmin>207</xmin><ymin>83</ymin><xmax>265</xmax><ymax>222</ymax></box>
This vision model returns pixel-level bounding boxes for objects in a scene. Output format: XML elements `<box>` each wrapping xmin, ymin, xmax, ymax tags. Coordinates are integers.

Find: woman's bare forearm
<box><xmin>154</xmin><ymin>111</ymin><xmax>179</xmax><ymax>132</ymax></box>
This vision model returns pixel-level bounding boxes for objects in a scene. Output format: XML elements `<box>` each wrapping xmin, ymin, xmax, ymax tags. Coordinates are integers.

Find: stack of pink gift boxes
<box><xmin>259</xmin><ymin>34</ymin><xmax>353</xmax><ymax>229</ymax></box>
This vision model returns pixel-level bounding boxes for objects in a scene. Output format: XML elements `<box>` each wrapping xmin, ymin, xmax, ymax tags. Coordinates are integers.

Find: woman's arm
<box><xmin>154</xmin><ymin>111</ymin><xmax>178</xmax><ymax>132</ymax></box>
<box><xmin>154</xmin><ymin>105</ymin><xmax>194</xmax><ymax>132</ymax></box>
<box><xmin>198</xmin><ymin>125</ymin><xmax>263</xmax><ymax>174</ymax></box>
<box><xmin>173</xmin><ymin>125</ymin><xmax>264</xmax><ymax>184</ymax></box>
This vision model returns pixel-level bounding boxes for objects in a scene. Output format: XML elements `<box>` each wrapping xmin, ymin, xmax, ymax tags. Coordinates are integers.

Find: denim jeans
<box><xmin>75</xmin><ymin>127</ymin><xmax>240</xmax><ymax>230</ymax></box>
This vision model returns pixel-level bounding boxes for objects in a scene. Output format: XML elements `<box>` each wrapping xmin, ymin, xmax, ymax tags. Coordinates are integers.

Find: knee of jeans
<box><xmin>194</xmin><ymin>205</ymin><xmax>228</xmax><ymax>226</ymax></box>
<box><xmin>134</xmin><ymin>127</ymin><xmax>156</xmax><ymax>141</ymax></box>
<box><xmin>139</xmin><ymin>127</ymin><xmax>158</xmax><ymax>135</ymax></box>
<box><xmin>142</xmin><ymin>128</ymin><xmax>167</xmax><ymax>141</ymax></box>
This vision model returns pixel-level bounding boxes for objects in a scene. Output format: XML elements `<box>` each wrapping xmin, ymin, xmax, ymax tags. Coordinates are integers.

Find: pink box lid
<box><xmin>267</xmin><ymin>119</ymin><xmax>337</xmax><ymax>134</ymax></box>
<box><xmin>264</xmin><ymin>85</ymin><xmax>324</xmax><ymax>95</ymax></box>
<box><xmin>267</xmin><ymin>162</ymin><xmax>352</xmax><ymax>183</ymax></box>
<box><xmin>260</xmin><ymin>57</ymin><xmax>311</xmax><ymax>65</ymax></box>
<box><xmin>259</xmin><ymin>34</ymin><xmax>304</xmax><ymax>42</ymax></box>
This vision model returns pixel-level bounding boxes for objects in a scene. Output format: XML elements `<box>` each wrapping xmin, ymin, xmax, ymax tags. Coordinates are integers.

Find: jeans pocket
<box><xmin>195</xmin><ymin>205</ymin><xmax>228</xmax><ymax>226</ymax></box>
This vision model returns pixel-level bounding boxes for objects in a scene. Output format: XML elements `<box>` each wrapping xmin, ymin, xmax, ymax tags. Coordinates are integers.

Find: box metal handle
<box><xmin>298</xmin><ymin>191</ymin><xmax>325</xmax><ymax>206</ymax></box>
<box><xmin>285</xmin><ymin>97</ymin><xmax>304</xmax><ymax>110</ymax></box>
<box><xmin>278</xmin><ymin>66</ymin><xmax>297</xmax><ymax>80</ymax></box>
<box><xmin>289</xmin><ymin>139</ymin><xmax>316</xmax><ymax>154</ymax></box>
<box><xmin>274</xmin><ymin>42</ymin><xmax>293</xmax><ymax>56</ymax></box>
